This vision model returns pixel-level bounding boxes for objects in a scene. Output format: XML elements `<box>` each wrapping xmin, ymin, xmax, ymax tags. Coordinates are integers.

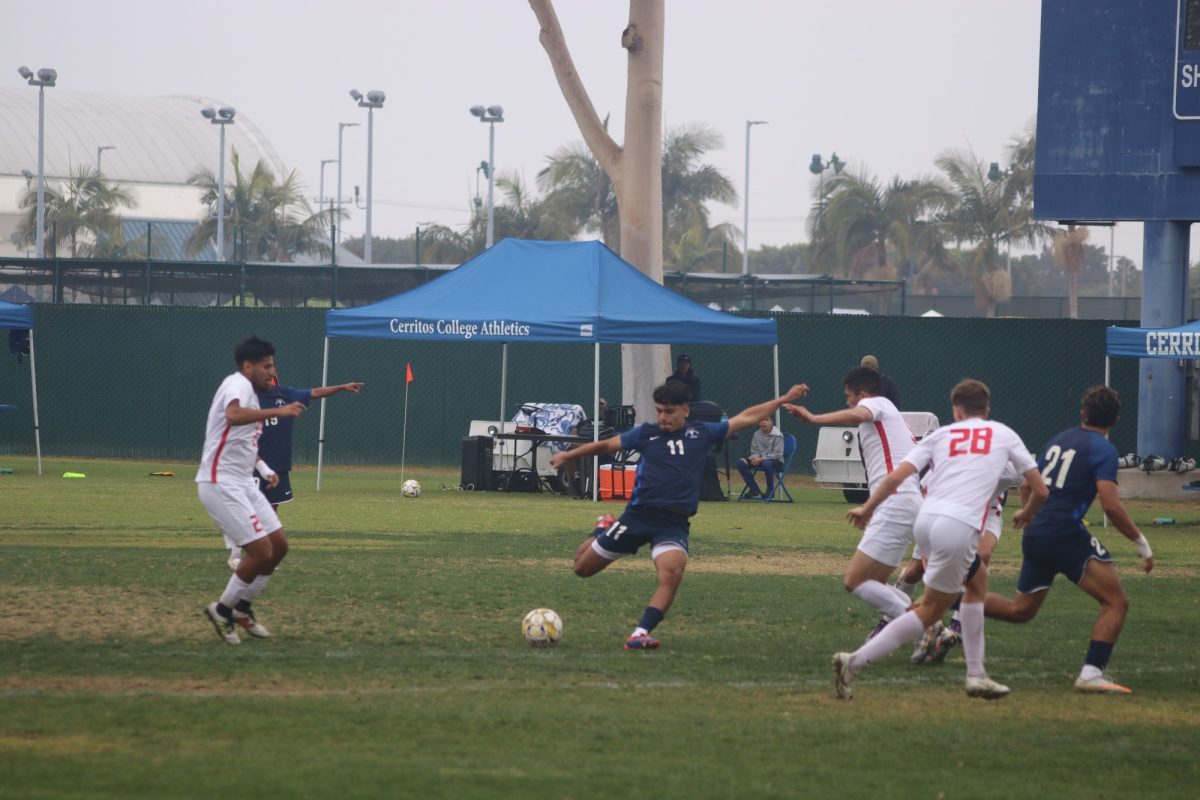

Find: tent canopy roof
<box><xmin>325</xmin><ymin>239</ymin><xmax>777</xmax><ymax>345</ymax></box>
<box><xmin>1106</xmin><ymin>321</ymin><xmax>1200</xmax><ymax>358</ymax></box>
<box><xmin>0</xmin><ymin>298</ymin><xmax>32</xmax><ymax>328</ymax></box>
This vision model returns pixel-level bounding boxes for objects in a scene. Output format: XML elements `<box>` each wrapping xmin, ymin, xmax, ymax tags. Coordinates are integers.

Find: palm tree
<box><xmin>185</xmin><ymin>149</ymin><xmax>330</xmax><ymax>262</ymax></box>
<box><xmin>14</xmin><ymin>166</ymin><xmax>135</xmax><ymax>257</ymax></box>
<box><xmin>1053</xmin><ymin>224</ymin><xmax>1089</xmax><ymax>319</ymax></box>
<box><xmin>806</xmin><ymin>169</ymin><xmax>948</xmax><ymax>281</ymax></box>
<box><xmin>664</xmin><ymin>222</ymin><xmax>738</xmax><ymax>272</ymax></box>
<box><xmin>538</xmin><ymin>123</ymin><xmax>737</xmax><ymax>258</ymax></box>
<box><xmin>935</xmin><ymin>143</ymin><xmax>1053</xmax><ymax>317</ymax></box>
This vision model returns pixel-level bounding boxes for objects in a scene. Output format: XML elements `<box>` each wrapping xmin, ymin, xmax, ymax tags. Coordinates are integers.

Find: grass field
<box><xmin>1</xmin><ymin>455</ymin><xmax>1198</xmax><ymax>799</ymax></box>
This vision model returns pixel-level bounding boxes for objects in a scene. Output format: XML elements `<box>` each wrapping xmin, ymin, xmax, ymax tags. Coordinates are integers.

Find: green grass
<box><xmin>1</xmin><ymin>455</ymin><xmax>1198</xmax><ymax>799</ymax></box>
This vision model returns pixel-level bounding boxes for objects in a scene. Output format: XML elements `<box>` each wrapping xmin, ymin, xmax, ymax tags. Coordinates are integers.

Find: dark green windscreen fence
<box><xmin>0</xmin><ymin>306</ymin><xmax>1161</xmax><ymax>469</ymax></box>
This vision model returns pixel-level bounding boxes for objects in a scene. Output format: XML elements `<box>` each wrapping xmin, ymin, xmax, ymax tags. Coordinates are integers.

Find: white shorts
<box><xmin>857</xmin><ymin>492</ymin><xmax>921</xmax><ymax>567</ymax></box>
<box><xmin>198</xmin><ymin>479</ymin><xmax>282</xmax><ymax>548</ymax></box>
<box><xmin>914</xmin><ymin>512</ymin><xmax>979</xmax><ymax>594</ymax></box>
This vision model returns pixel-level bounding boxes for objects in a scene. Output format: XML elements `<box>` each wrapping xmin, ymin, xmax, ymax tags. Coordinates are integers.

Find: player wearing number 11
<box><xmin>985</xmin><ymin>386</ymin><xmax>1154</xmax><ymax>694</ymax></box>
<box><xmin>550</xmin><ymin>381</ymin><xmax>810</xmax><ymax>651</ymax></box>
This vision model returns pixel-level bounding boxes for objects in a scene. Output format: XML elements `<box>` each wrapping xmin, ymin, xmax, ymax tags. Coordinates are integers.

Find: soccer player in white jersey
<box><xmin>834</xmin><ymin>379</ymin><xmax>1048</xmax><ymax>700</ymax></box>
<box><xmin>197</xmin><ymin>336</ymin><xmax>305</xmax><ymax>644</ymax></box>
<box><xmin>785</xmin><ymin>366</ymin><xmax>921</xmax><ymax>630</ymax></box>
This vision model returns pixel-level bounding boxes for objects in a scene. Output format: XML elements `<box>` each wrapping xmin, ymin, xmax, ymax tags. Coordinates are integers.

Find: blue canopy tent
<box><xmin>319</xmin><ymin>239</ymin><xmax>779</xmax><ymax>495</ymax></box>
<box><xmin>0</xmin><ymin>298</ymin><xmax>42</xmax><ymax>474</ymax></box>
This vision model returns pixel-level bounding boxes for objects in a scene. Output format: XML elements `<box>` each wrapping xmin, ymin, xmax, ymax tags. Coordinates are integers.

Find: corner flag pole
<box><xmin>400</xmin><ymin>362</ymin><xmax>413</xmax><ymax>483</ymax></box>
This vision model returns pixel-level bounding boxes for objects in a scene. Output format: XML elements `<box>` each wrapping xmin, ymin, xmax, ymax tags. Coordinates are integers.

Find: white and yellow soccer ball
<box><xmin>401</xmin><ymin>479</ymin><xmax>422</xmax><ymax>498</ymax></box>
<box><xmin>521</xmin><ymin>608</ymin><xmax>563</xmax><ymax>647</ymax></box>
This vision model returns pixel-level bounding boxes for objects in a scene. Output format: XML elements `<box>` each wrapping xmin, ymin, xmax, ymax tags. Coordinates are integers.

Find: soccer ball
<box><xmin>521</xmin><ymin>608</ymin><xmax>563</xmax><ymax>647</ymax></box>
<box><xmin>401</xmin><ymin>479</ymin><xmax>422</xmax><ymax>498</ymax></box>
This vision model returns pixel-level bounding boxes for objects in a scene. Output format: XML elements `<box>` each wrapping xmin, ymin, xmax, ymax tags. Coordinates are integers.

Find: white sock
<box><xmin>241</xmin><ymin>575</ymin><xmax>271</xmax><ymax>602</ymax></box>
<box><xmin>894</xmin><ymin>578</ymin><xmax>918</xmax><ymax>597</ymax></box>
<box><xmin>632</xmin><ymin>626</ymin><xmax>648</xmax><ymax>637</ymax></box>
<box><xmin>852</xmin><ymin>581</ymin><xmax>910</xmax><ymax>619</ymax></box>
<box><xmin>960</xmin><ymin>602</ymin><xmax>986</xmax><ymax>678</ymax></box>
<box><xmin>219</xmin><ymin>575</ymin><xmax>251</xmax><ymax>608</ymax></box>
<box><xmin>849</xmin><ymin>611</ymin><xmax>925</xmax><ymax>673</ymax></box>
<box><xmin>1079</xmin><ymin>664</ymin><xmax>1103</xmax><ymax>681</ymax></box>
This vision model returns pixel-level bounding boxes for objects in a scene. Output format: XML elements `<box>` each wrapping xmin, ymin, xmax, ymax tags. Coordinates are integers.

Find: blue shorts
<box><xmin>1017</xmin><ymin>524</ymin><xmax>1114</xmax><ymax>593</ymax></box>
<box><xmin>592</xmin><ymin>505</ymin><xmax>691</xmax><ymax>560</ymax></box>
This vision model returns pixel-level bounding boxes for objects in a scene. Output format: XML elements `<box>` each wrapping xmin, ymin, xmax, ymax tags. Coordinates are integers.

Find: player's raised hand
<box><xmin>782</xmin><ymin>404</ymin><xmax>816</xmax><ymax>424</ymax></box>
<box><xmin>278</xmin><ymin>401</ymin><xmax>306</xmax><ymax>418</ymax></box>
<box><xmin>846</xmin><ymin>505</ymin><xmax>871</xmax><ymax>529</ymax></box>
<box><xmin>784</xmin><ymin>384</ymin><xmax>810</xmax><ymax>402</ymax></box>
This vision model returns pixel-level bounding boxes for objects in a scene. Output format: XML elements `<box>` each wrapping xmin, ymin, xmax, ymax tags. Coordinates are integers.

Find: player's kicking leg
<box><xmin>1072</xmin><ymin>559</ymin><xmax>1133</xmax><ymax>694</ymax></box>
<box><xmin>625</xmin><ymin>546</ymin><xmax>687</xmax><ymax>651</ymax></box>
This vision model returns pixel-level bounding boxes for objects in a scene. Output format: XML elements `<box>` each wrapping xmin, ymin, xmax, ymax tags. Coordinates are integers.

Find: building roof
<box><xmin>0</xmin><ymin>88</ymin><xmax>287</xmax><ymax>187</ymax></box>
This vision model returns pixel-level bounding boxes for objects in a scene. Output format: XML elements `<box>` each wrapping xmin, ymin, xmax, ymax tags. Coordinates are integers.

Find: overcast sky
<box><xmin>12</xmin><ymin>0</ymin><xmax>1149</xmax><ymax>267</ymax></box>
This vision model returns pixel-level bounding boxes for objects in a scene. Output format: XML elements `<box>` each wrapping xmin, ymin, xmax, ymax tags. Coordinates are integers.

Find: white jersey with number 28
<box><xmin>903</xmin><ymin>417</ymin><xmax>1036</xmax><ymax>531</ymax></box>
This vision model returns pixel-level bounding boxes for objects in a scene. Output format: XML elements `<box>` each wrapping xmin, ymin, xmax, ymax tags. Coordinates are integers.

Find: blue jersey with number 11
<box><xmin>1026</xmin><ymin>427</ymin><xmax>1118</xmax><ymax>537</ymax></box>
<box><xmin>620</xmin><ymin>420</ymin><xmax>728</xmax><ymax>514</ymax></box>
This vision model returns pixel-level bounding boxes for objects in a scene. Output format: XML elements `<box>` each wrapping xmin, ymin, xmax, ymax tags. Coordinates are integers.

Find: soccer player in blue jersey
<box><xmin>550</xmin><ymin>380</ymin><xmax>809</xmax><ymax>651</ymax></box>
<box><xmin>227</xmin><ymin>375</ymin><xmax>363</xmax><ymax>569</ymax></box>
<box><xmin>985</xmin><ymin>386</ymin><xmax>1154</xmax><ymax>694</ymax></box>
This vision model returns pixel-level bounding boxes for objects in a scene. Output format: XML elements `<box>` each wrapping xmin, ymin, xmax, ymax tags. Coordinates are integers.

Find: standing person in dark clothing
<box><xmin>667</xmin><ymin>353</ymin><xmax>702</xmax><ymax>402</ymax></box>
<box><xmin>861</xmin><ymin>355</ymin><xmax>900</xmax><ymax>407</ymax></box>
<box><xmin>227</xmin><ymin>375</ymin><xmax>363</xmax><ymax>569</ymax></box>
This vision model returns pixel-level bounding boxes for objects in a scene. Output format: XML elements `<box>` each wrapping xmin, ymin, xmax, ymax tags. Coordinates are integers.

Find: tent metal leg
<box><xmin>773</xmin><ymin>344</ymin><xmax>781</xmax><ymax>427</ymax></box>
<box><xmin>29</xmin><ymin>328</ymin><xmax>42</xmax><ymax>476</ymax></box>
<box><xmin>316</xmin><ymin>336</ymin><xmax>330</xmax><ymax>491</ymax></box>
<box><xmin>593</xmin><ymin>341</ymin><xmax>600</xmax><ymax>502</ymax></box>
<box><xmin>500</xmin><ymin>343</ymin><xmax>509</xmax><ymax>423</ymax></box>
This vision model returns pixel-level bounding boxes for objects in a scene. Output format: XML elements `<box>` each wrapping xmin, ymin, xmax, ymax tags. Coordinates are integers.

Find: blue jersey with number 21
<box><xmin>620</xmin><ymin>420</ymin><xmax>728</xmax><ymax>514</ymax></box>
<box><xmin>1026</xmin><ymin>427</ymin><xmax>1118</xmax><ymax>537</ymax></box>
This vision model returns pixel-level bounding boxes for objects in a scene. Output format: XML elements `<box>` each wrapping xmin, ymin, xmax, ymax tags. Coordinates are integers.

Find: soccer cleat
<box><xmin>232</xmin><ymin>607</ymin><xmax>270</xmax><ymax>638</ymax></box>
<box><xmin>203</xmin><ymin>602</ymin><xmax>240</xmax><ymax>645</ymax></box>
<box><xmin>592</xmin><ymin>513</ymin><xmax>616</xmax><ymax>536</ymax></box>
<box><xmin>910</xmin><ymin>621</ymin><xmax>943</xmax><ymax>665</ymax></box>
<box><xmin>623</xmin><ymin>634</ymin><xmax>660</xmax><ymax>651</ymax></box>
<box><xmin>832</xmin><ymin>652</ymin><xmax>855</xmax><ymax>700</ymax></box>
<box><xmin>965</xmin><ymin>675</ymin><xmax>1010</xmax><ymax>700</ymax></box>
<box><xmin>227</xmin><ymin>549</ymin><xmax>242</xmax><ymax>571</ymax></box>
<box><xmin>929</xmin><ymin>627</ymin><xmax>960</xmax><ymax>665</ymax></box>
<box><xmin>865</xmin><ymin>618</ymin><xmax>889</xmax><ymax>643</ymax></box>
<box><xmin>1074</xmin><ymin>674</ymin><xmax>1133</xmax><ymax>694</ymax></box>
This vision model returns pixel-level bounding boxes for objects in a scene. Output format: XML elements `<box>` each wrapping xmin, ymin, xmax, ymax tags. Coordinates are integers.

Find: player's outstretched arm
<box><xmin>549</xmin><ymin>435</ymin><xmax>622</xmax><ymax>469</ymax></box>
<box><xmin>1096</xmin><ymin>480</ymin><xmax>1154</xmax><ymax>572</ymax></box>
<box><xmin>847</xmin><ymin>462</ymin><xmax>918</xmax><ymax>529</ymax></box>
<box><xmin>312</xmin><ymin>382</ymin><xmax>364</xmax><ymax>399</ymax></box>
<box><xmin>783</xmin><ymin>404</ymin><xmax>871</xmax><ymax>427</ymax></box>
<box><xmin>726</xmin><ymin>384</ymin><xmax>809</xmax><ymax>435</ymax></box>
<box><xmin>226</xmin><ymin>399</ymin><xmax>304</xmax><ymax>426</ymax></box>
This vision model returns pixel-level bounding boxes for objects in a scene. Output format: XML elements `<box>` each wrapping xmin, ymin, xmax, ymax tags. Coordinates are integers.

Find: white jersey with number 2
<box><xmin>857</xmin><ymin>396</ymin><xmax>920</xmax><ymax>495</ymax></box>
<box><xmin>903</xmin><ymin>417</ymin><xmax>1036</xmax><ymax>531</ymax></box>
<box><xmin>196</xmin><ymin>372</ymin><xmax>262</xmax><ymax>484</ymax></box>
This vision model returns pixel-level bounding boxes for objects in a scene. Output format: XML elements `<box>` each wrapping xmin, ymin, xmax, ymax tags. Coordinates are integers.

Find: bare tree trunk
<box><xmin>531</xmin><ymin>0</ymin><xmax>671</xmax><ymax>422</ymax></box>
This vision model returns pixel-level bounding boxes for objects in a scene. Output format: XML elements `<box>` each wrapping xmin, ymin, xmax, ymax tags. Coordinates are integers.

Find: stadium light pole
<box><xmin>350</xmin><ymin>89</ymin><xmax>385</xmax><ymax>264</ymax></box>
<box><xmin>318</xmin><ymin>158</ymin><xmax>337</xmax><ymax>213</ymax></box>
<box><xmin>742</xmin><ymin>120</ymin><xmax>767</xmax><ymax>275</ymax></box>
<box><xmin>336</xmin><ymin>121</ymin><xmax>359</xmax><ymax>246</ymax></box>
<box><xmin>201</xmin><ymin>106</ymin><xmax>236</xmax><ymax>261</ymax></box>
<box><xmin>96</xmin><ymin>145</ymin><xmax>115</xmax><ymax>173</ymax></box>
<box><xmin>808</xmin><ymin>152</ymin><xmax>846</xmax><ymax>233</ymax></box>
<box><xmin>987</xmin><ymin>161</ymin><xmax>1014</xmax><ymax>281</ymax></box>
<box><xmin>18</xmin><ymin>66</ymin><xmax>56</xmax><ymax>259</ymax></box>
<box><xmin>470</xmin><ymin>105</ymin><xmax>504</xmax><ymax>248</ymax></box>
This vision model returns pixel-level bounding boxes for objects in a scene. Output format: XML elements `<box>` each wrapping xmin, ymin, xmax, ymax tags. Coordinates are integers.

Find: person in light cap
<box><xmin>860</xmin><ymin>355</ymin><xmax>900</xmax><ymax>407</ymax></box>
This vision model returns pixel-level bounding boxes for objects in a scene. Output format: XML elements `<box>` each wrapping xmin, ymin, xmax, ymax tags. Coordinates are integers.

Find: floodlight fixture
<box><xmin>218</xmin><ymin>106</ymin><xmax>236</xmax><ymax>120</ymax></box>
<box><xmin>470</xmin><ymin>103</ymin><xmax>506</xmax><ymax>247</ymax></box>
<box><xmin>470</xmin><ymin>105</ymin><xmax>486</xmax><ymax>118</ymax></box>
<box><xmin>201</xmin><ymin>106</ymin><xmax>216</xmax><ymax>120</ymax></box>
<box><xmin>17</xmin><ymin>66</ymin><xmax>32</xmax><ymax>79</ymax></box>
<box><xmin>36</xmin><ymin>68</ymin><xmax>56</xmax><ymax>84</ymax></box>
<box><xmin>349</xmin><ymin>88</ymin><xmax>363</xmax><ymax>101</ymax></box>
<box><xmin>486</xmin><ymin>105</ymin><xmax>503</xmax><ymax>119</ymax></box>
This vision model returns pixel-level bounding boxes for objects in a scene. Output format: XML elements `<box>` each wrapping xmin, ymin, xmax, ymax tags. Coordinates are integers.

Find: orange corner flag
<box><xmin>406</xmin><ymin>362</ymin><xmax>414</xmax><ymax>384</ymax></box>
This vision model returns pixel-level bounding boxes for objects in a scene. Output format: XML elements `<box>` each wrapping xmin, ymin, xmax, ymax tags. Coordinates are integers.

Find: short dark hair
<box><xmin>951</xmin><ymin>379</ymin><xmax>990</xmax><ymax>415</ymax></box>
<box><xmin>843</xmin><ymin>366</ymin><xmax>882</xmax><ymax>396</ymax></box>
<box><xmin>1081</xmin><ymin>385</ymin><xmax>1120</xmax><ymax>428</ymax></box>
<box><xmin>654</xmin><ymin>381</ymin><xmax>692</xmax><ymax>406</ymax></box>
<box><xmin>234</xmin><ymin>336</ymin><xmax>275</xmax><ymax>366</ymax></box>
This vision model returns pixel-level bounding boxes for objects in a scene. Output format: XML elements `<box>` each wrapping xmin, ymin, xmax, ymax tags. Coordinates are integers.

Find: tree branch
<box><xmin>529</xmin><ymin>0</ymin><xmax>622</xmax><ymax>181</ymax></box>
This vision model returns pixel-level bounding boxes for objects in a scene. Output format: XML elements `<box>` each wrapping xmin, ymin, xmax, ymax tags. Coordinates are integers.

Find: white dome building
<box><xmin>0</xmin><ymin>87</ymin><xmax>289</xmax><ymax>259</ymax></box>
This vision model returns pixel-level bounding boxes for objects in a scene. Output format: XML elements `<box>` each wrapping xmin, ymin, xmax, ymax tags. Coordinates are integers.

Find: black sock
<box><xmin>234</xmin><ymin>599</ymin><xmax>252</xmax><ymax>613</ymax></box>
<box><xmin>1085</xmin><ymin>639</ymin><xmax>1114</xmax><ymax>671</ymax></box>
<box><xmin>215</xmin><ymin>602</ymin><xmax>233</xmax><ymax>619</ymax></box>
<box><xmin>638</xmin><ymin>606</ymin><xmax>665</xmax><ymax>633</ymax></box>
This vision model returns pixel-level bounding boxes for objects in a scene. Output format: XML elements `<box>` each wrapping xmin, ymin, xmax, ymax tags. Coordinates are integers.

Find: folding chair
<box><xmin>737</xmin><ymin>433</ymin><xmax>796</xmax><ymax>503</ymax></box>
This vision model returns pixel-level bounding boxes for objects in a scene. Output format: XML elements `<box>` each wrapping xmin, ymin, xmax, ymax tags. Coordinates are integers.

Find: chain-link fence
<box><xmin>1</xmin><ymin>305</ymin><xmax>1168</xmax><ymax>472</ymax></box>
